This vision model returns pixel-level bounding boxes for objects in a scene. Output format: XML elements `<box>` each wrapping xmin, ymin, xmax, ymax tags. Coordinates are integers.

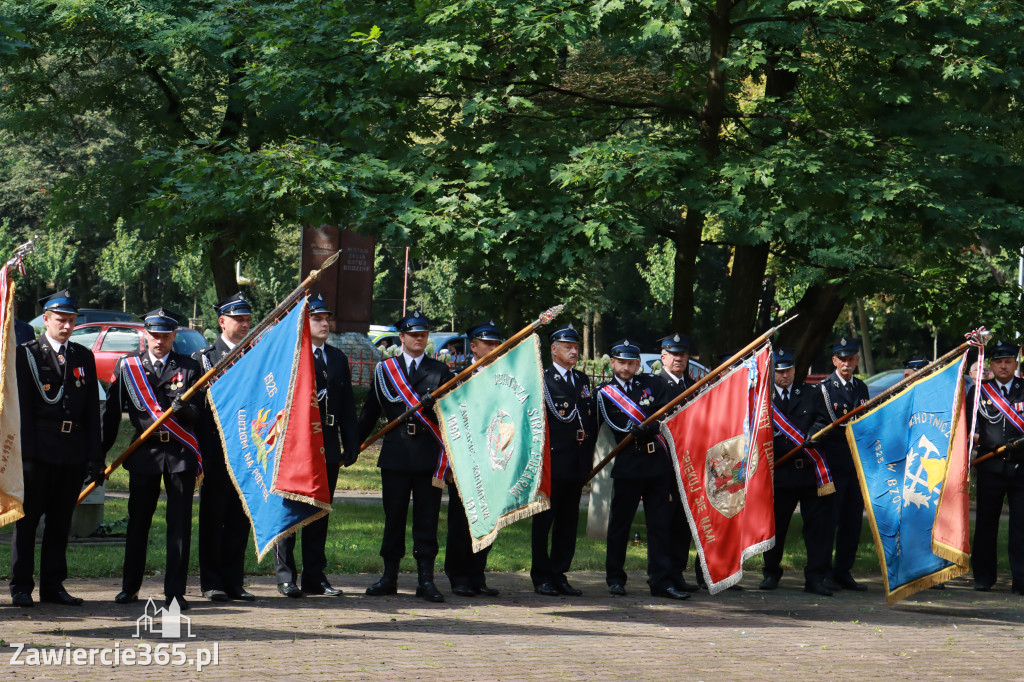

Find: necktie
<box><xmin>1002</xmin><ymin>385</ymin><xmax>1010</xmax><ymax>399</ymax></box>
<box><xmin>783</xmin><ymin>388</ymin><xmax>790</xmax><ymax>408</ymax></box>
<box><xmin>313</xmin><ymin>348</ymin><xmax>327</xmax><ymax>390</ymax></box>
<box><xmin>565</xmin><ymin>370</ymin><xmax>574</xmax><ymax>388</ymax></box>
<box><xmin>56</xmin><ymin>345</ymin><xmax>66</xmax><ymax>372</ymax></box>
<box><xmin>408</xmin><ymin>359</ymin><xmax>418</xmax><ymax>379</ymax></box>
<box><xmin>154</xmin><ymin>360</ymin><xmax>163</xmax><ymax>374</ymax></box>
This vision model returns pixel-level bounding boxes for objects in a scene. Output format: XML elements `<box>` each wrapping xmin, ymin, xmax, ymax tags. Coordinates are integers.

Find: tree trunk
<box><xmin>583</xmin><ymin>308</ymin><xmax>593</xmax><ymax>360</ymax></box>
<box><xmin>593</xmin><ymin>309</ymin><xmax>606</xmax><ymax>358</ymax></box>
<box><xmin>718</xmin><ymin>242</ymin><xmax>771</xmax><ymax>350</ymax></box>
<box><xmin>776</xmin><ymin>281</ymin><xmax>848</xmax><ymax>381</ymax></box>
<box><xmin>855</xmin><ymin>298</ymin><xmax>875</xmax><ymax>375</ymax></box>
<box><xmin>209</xmin><ymin>229</ymin><xmax>240</xmax><ymax>300</ymax></box>
<box><xmin>670</xmin><ymin>213</ymin><xmax>702</xmax><ymax>333</ymax></box>
<box><xmin>503</xmin><ymin>283</ymin><xmax>523</xmax><ymax>331</ymax></box>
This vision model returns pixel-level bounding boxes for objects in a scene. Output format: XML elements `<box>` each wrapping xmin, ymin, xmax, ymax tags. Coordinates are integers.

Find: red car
<box><xmin>70</xmin><ymin>322</ymin><xmax>209</xmax><ymax>382</ymax></box>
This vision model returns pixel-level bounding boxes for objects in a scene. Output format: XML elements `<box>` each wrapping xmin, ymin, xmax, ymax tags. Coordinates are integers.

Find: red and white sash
<box><xmin>979</xmin><ymin>382</ymin><xmax>1024</xmax><ymax>436</ymax></box>
<box><xmin>379</xmin><ymin>357</ymin><xmax>447</xmax><ymax>485</ymax></box>
<box><xmin>773</xmin><ymin>407</ymin><xmax>834</xmax><ymax>496</ymax></box>
<box><xmin>122</xmin><ymin>356</ymin><xmax>202</xmax><ymax>471</ymax></box>
<box><xmin>599</xmin><ymin>384</ymin><xmax>668</xmax><ymax>451</ymax></box>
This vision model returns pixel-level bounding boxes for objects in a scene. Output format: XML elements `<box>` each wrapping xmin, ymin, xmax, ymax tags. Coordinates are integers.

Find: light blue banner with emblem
<box><xmin>846</xmin><ymin>358</ymin><xmax>970</xmax><ymax>603</ymax></box>
<box><xmin>435</xmin><ymin>335</ymin><xmax>550</xmax><ymax>552</ymax></box>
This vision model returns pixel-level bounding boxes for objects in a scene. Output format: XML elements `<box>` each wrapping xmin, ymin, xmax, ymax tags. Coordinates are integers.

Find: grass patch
<box><xmin>0</xmin><ymin>499</ymin><xmax>1014</xmax><ymax>580</ymax></box>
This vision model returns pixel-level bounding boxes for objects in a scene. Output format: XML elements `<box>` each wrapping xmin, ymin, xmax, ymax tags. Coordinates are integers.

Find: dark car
<box><xmin>70</xmin><ymin>322</ymin><xmax>208</xmax><ymax>382</ymax></box>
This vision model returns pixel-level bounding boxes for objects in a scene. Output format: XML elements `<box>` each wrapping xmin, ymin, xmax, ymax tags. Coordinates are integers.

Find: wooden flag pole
<box><xmin>359</xmin><ymin>303</ymin><xmax>565</xmax><ymax>452</ymax></box>
<box><xmin>78</xmin><ymin>250</ymin><xmax>344</xmax><ymax>504</ymax></box>
<box><xmin>775</xmin><ymin>330</ymin><xmax>990</xmax><ymax>468</ymax></box>
<box><xmin>584</xmin><ymin>314</ymin><xmax>799</xmax><ymax>484</ymax></box>
<box><xmin>971</xmin><ymin>436</ymin><xmax>1024</xmax><ymax>467</ymax></box>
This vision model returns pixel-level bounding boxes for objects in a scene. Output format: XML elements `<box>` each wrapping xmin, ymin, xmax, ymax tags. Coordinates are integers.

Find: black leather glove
<box><xmin>341</xmin><ymin>451</ymin><xmax>358</xmax><ymax>468</ymax></box>
<box><xmin>85</xmin><ymin>461</ymin><xmax>106</xmax><ymax>486</ymax></box>
<box><xmin>629</xmin><ymin>421</ymin><xmax>659</xmax><ymax>440</ymax></box>
<box><xmin>420</xmin><ymin>392</ymin><xmax>436</xmax><ymax>410</ymax></box>
<box><xmin>170</xmin><ymin>397</ymin><xmax>199</xmax><ymax>426</ymax></box>
<box><xmin>802</xmin><ymin>438</ymin><xmax>820</xmax><ymax>449</ymax></box>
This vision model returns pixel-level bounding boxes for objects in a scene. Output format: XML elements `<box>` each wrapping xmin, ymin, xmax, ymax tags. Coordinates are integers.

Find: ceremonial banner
<box><xmin>436</xmin><ymin>334</ymin><xmax>550</xmax><ymax>552</ymax></box>
<box><xmin>0</xmin><ymin>262</ymin><xmax>23</xmax><ymax>526</ymax></box>
<box><xmin>847</xmin><ymin>354</ymin><xmax>974</xmax><ymax>603</ymax></box>
<box><xmin>665</xmin><ymin>345</ymin><xmax>775</xmax><ymax>594</ymax></box>
<box><xmin>208</xmin><ymin>300</ymin><xmax>331</xmax><ymax>559</ymax></box>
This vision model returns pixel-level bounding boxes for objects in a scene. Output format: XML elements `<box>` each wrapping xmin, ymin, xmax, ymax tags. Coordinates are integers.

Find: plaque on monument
<box><xmin>300</xmin><ymin>226</ymin><xmax>375</xmax><ymax>333</ymax></box>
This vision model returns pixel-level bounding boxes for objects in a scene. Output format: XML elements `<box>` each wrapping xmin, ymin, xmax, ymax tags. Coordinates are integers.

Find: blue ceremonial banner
<box><xmin>847</xmin><ymin>357</ymin><xmax>972</xmax><ymax>603</ymax></box>
<box><xmin>209</xmin><ymin>300</ymin><xmax>331</xmax><ymax>560</ymax></box>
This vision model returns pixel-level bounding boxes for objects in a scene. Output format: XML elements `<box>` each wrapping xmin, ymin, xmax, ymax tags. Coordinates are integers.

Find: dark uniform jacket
<box><xmin>813</xmin><ymin>371</ymin><xmax>869</xmax><ymax>474</ymax></box>
<box><xmin>16</xmin><ymin>338</ymin><xmax>101</xmax><ymax>468</ymax></box>
<box><xmin>543</xmin><ymin>364</ymin><xmax>598</xmax><ymax>480</ymax></box>
<box><xmin>971</xmin><ymin>377</ymin><xmax>1024</xmax><ymax>477</ymax></box>
<box><xmin>596</xmin><ymin>374</ymin><xmax>671</xmax><ymax>479</ymax></box>
<box><xmin>193</xmin><ymin>337</ymin><xmax>232</xmax><ymax>480</ymax></box>
<box><xmin>657</xmin><ymin>368</ymin><xmax>695</xmax><ymax>403</ymax></box>
<box><xmin>316</xmin><ymin>344</ymin><xmax>359</xmax><ymax>464</ymax></box>
<box><xmin>102</xmin><ymin>351</ymin><xmax>202</xmax><ymax>474</ymax></box>
<box><xmin>357</xmin><ymin>354</ymin><xmax>454</xmax><ymax>472</ymax></box>
<box><xmin>771</xmin><ymin>382</ymin><xmax>820</xmax><ymax>488</ymax></box>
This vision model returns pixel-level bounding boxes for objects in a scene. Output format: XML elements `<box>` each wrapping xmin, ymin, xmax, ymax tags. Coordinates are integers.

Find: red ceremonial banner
<box><xmin>273</xmin><ymin>305</ymin><xmax>331</xmax><ymax>505</ymax></box>
<box><xmin>665</xmin><ymin>345</ymin><xmax>775</xmax><ymax>594</ymax></box>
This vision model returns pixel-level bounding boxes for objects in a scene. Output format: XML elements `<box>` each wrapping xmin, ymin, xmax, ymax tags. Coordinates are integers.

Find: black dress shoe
<box><xmin>114</xmin><ymin>591</ymin><xmax>139</xmax><ymax>605</ymax></box>
<box><xmin>475</xmin><ymin>583</ymin><xmax>499</xmax><ymax>597</ymax></box>
<box><xmin>552</xmin><ymin>579</ymin><xmax>581</xmax><ymax>597</ymax></box>
<box><xmin>302</xmin><ymin>581</ymin><xmax>343</xmax><ymax>596</ymax></box>
<box><xmin>554</xmin><ymin>579</ymin><xmax>583</xmax><ymax>597</ymax></box>
<box><xmin>40</xmin><ymin>587</ymin><xmax>84</xmax><ymax>606</ymax></box>
<box><xmin>823</xmin><ymin>577</ymin><xmax>842</xmax><ymax>591</ymax></box>
<box><xmin>226</xmin><ymin>589</ymin><xmax>256</xmax><ymax>601</ymax></box>
<box><xmin>650</xmin><ymin>586</ymin><xmax>691</xmax><ymax>600</ymax></box>
<box><xmin>804</xmin><ymin>581</ymin><xmax>834</xmax><ymax>597</ymax></box>
<box><xmin>930</xmin><ymin>584</ymin><xmax>946</xmax><ymax>590</ymax></box>
<box><xmin>415</xmin><ymin>581</ymin><xmax>445</xmax><ymax>603</ymax></box>
<box><xmin>11</xmin><ymin>592</ymin><xmax>33</xmax><ymax>608</ymax></box>
<box><xmin>451</xmin><ymin>584</ymin><xmax>477</xmax><ymax>597</ymax></box>
<box><xmin>534</xmin><ymin>582</ymin><xmax>559</xmax><ymax>597</ymax></box>
<box><xmin>728</xmin><ymin>584</ymin><xmax>744</xmax><ymax>591</ymax></box>
<box><xmin>974</xmin><ymin>583</ymin><xmax>992</xmax><ymax>592</ymax></box>
<box><xmin>608</xmin><ymin>584</ymin><xmax>627</xmax><ymax>596</ymax></box>
<box><xmin>759</xmin><ymin>575</ymin><xmax>780</xmax><ymax>591</ymax></box>
<box><xmin>278</xmin><ymin>582</ymin><xmax>303</xmax><ymax>598</ymax></box>
<box><xmin>674</xmin><ymin>579</ymin><xmax>700</xmax><ymax>593</ymax></box>
<box><xmin>203</xmin><ymin>589</ymin><xmax>230</xmax><ymax>602</ymax></box>
<box><xmin>165</xmin><ymin>595</ymin><xmax>190</xmax><ymax>611</ymax></box>
<box><xmin>833</xmin><ymin>574</ymin><xmax>867</xmax><ymax>591</ymax></box>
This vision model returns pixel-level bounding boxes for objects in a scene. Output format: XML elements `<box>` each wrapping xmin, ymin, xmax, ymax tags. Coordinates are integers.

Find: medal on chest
<box><xmin>72</xmin><ymin>366</ymin><xmax>85</xmax><ymax>388</ymax></box>
<box><xmin>169</xmin><ymin>371</ymin><xmax>184</xmax><ymax>391</ymax></box>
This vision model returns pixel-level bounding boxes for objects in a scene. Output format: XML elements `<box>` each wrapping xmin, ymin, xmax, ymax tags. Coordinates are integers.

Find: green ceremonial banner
<box><xmin>436</xmin><ymin>334</ymin><xmax>550</xmax><ymax>552</ymax></box>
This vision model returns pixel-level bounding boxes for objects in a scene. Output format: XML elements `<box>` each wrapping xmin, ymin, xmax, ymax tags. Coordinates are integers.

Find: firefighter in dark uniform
<box><xmin>103</xmin><ymin>309</ymin><xmax>202</xmax><ymax>610</ymax></box>
<box><xmin>970</xmin><ymin>339</ymin><xmax>1024</xmax><ymax>594</ymax></box>
<box><xmin>9</xmin><ymin>290</ymin><xmax>103</xmax><ymax>607</ymax></box>
<box><xmin>195</xmin><ymin>292</ymin><xmax>255</xmax><ymax>603</ymax></box>
<box><xmin>759</xmin><ymin>348</ymin><xmax>835</xmax><ymax>596</ymax></box>
<box><xmin>598</xmin><ymin>338</ymin><xmax>689</xmax><ymax>600</ymax></box>
<box><xmin>358</xmin><ymin>310</ymin><xmax>455</xmax><ymax>602</ymax></box>
<box><xmin>531</xmin><ymin>323</ymin><xmax>597</xmax><ymax>597</ymax></box>
<box><xmin>275</xmin><ymin>293</ymin><xmax>359</xmax><ymax>597</ymax></box>
<box><xmin>904</xmin><ymin>355</ymin><xmax>928</xmax><ymax>379</ymax></box>
<box><xmin>444</xmin><ymin>320</ymin><xmax>503</xmax><ymax>597</ymax></box>
<box><xmin>813</xmin><ymin>337</ymin><xmax>869</xmax><ymax>592</ymax></box>
<box><xmin>653</xmin><ymin>333</ymin><xmax>701</xmax><ymax>593</ymax></box>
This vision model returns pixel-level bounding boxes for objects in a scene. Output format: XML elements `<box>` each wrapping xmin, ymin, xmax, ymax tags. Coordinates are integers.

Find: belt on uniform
<box><xmin>325</xmin><ymin>413</ymin><xmax>336</xmax><ymax>427</ymax></box>
<box><xmin>37</xmin><ymin>418</ymin><xmax>80</xmax><ymax>433</ymax></box>
<box><xmin>406</xmin><ymin>420</ymin><xmax>418</xmax><ymax>435</ymax></box>
<box><xmin>150</xmin><ymin>429</ymin><xmax>171</xmax><ymax>443</ymax></box>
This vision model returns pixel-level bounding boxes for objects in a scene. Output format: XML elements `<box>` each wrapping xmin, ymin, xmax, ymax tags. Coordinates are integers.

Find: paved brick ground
<box><xmin>3</xmin><ymin>571</ymin><xmax>1022</xmax><ymax>680</ymax></box>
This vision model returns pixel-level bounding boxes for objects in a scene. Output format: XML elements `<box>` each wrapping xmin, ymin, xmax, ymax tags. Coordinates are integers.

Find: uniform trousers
<box><xmin>667</xmin><ymin>492</ymin><xmax>695</xmax><ymax>585</ymax></box>
<box><xmin>530</xmin><ymin>477</ymin><xmax>584</xmax><ymax>586</ymax></box>
<box><xmin>275</xmin><ymin>463</ymin><xmax>340</xmax><ymax>587</ymax></box>
<box><xmin>123</xmin><ymin>470</ymin><xmax>196</xmax><ymax>597</ymax></box>
<box><xmin>10</xmin><ymin>463</ymin><xmax>86</xmax><ymax>595</ymax></box>
<box><xmin>605</xmin><ymin>475</ymin><xmax>673</xmax><ymax>591</ymax></box>
<box><xmin>443</xmin><ymin>481</ymin><xmax>491</xmax><ymax>589</ymax></box>
<box><xmin>379</xmin><ymin>469</ymin><xmax>442</xmax><ymax>562</ymax></box>
<box><xmin>830</xmin><ymin>468</ymin><xmax>864</xmax><ymax>577</ymax></box>
<box><xmin>972</xmin><ymin>468</ymin><xmax>1024</xmax><ymax>590</ymax></box>
<box><xmin>762</xmin><ymin>483</ymin><xmax>834</xmax><ymax>584</ymax></box>
<box><xmin>199</xmin><ymin>468</ymin><xmax>251</xmax><ymax>593</ymax></box>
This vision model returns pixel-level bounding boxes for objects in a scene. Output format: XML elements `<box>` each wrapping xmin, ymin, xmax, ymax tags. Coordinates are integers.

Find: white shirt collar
<box><xmin>616</xmin><ymin>376</ymin><xmax>632</xmax><ymax>391</ymax></box>
<box><xmin>775</xmin><ymin>384</ymin><xmax>789</xmax><ymax>395</ymax></box>
<box><xmin>43</xmin><ymin>333</ymin><xmax>64</xmax><ymax>353</ymax></box>
<box><xmin>220</xmin><ymin>334</ymin><xmax>237</xmax><ymax>351</ymax></box>
<box><xmin>312</xmin><ymin>343</ymin><xmax>326</xmax><ymax>363</ymax></box>
<box><xmin>149</xmin><ymin>351</ymin><xmax>169</xmax><ymax>367</ymax></box>
<box><xmin>661</xmin><ymin>368</ymin><xmax>682</xmax><ymax>384</ymax></box>
<box><xmin>552</xmin><ymin>361</ymin><xmax>573</xmax><ymax>379</ymax></box>
<box><xmin>997</xmin><ymin>379</ymin><xmax>1014</xmax><ymax>394</ymax></box>
<box><xmin>403</xmin><ymin>351</ymin><xmax>424</xmax><ymax>370</ymax></box>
